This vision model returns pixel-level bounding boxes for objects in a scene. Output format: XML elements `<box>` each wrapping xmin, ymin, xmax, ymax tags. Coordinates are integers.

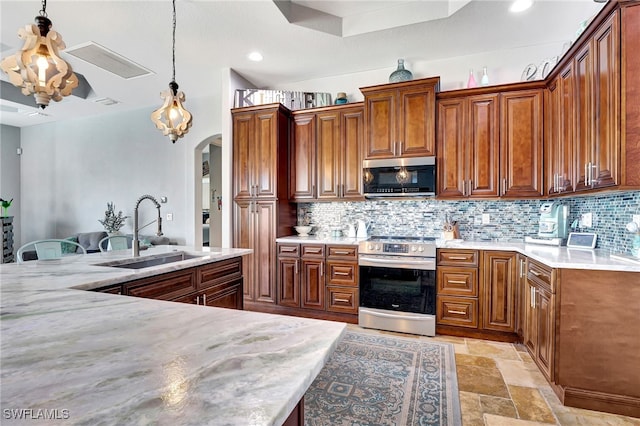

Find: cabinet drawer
<box><xmin>197</xmin><ymin>257</ymin><xmax>242</xmax><ymax>289</ymax></box>
<box><xmin>277</xmin><ymin>243</ymin><xmax>300</xmax><ymax>257</ymax></box>
<box><xmin>301</xmin><ymin>244</ymin><xmax>325</xmax><ymax>258</ymax></box>
<box><xmin>94</xmin><ymin>285</ymin><xmax>123</xmax><ymax>295</ymax></box>
<box><xmin>437</xmin><ymin>267</ymin><xmax>478</xmax><ymax>296</ymax></box>
<box><xmin>437</xmin><ymin>249</ymin><xmax>479</xmax><ymax>267</ymax></box>
<box><xmin>326</xmin><ymin>286</ymin><xmax>359</xmax><ymax>314</ymax></box>
<box><xmin>527</xmin><ymin>259</ymin><xmax>554</xmax><ymax>293</ymax></box>
<box><xmin>327</xmin><ymin>261</ymin><xmax>358</xmax><ymax>286</ymax></box>
<box><xmin>126</xmin><ymin>270</ymin><xmax>197</xmax><ymax>301</ymax></box>
<box><xmin>326</xmin><ymin>245</ymin><xmax>358</xmax><ymax>259</ymax></box>
<box><xmin>436</xmin><ymin>296</ymin><xmax>478</xmax><ymax>328</ymax></box>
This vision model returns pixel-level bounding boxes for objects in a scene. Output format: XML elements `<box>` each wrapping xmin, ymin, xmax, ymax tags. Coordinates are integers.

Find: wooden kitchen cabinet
<box><xmin>325</xmin><ymin>244</ymin><xmax>359</xmax><ymax>314</ymax></box>
<box><xmin>500</xmin><ymin>89</ymin><xmax>544</xmax><ymax>197</ymax></box>
<box><xmin>436</xmin><ymin>84</ymin><xmax>543</xmax><ymax>199</ymax></box>
<box><xmin>545</xmin><ymin>62</ymin><xmax>575</xmax><ymax>195</ymax></box>
<box><xmin>523</xmin><ymin>259</ymin><xmax>556</xmax><ymax>381</ymax></box>
<box><xmin>232</xmin><ymin>104</ymin><xmax>296</xmax><ymax>309</ymax></box>
<box><xmin>289</xmin><ymin>114</ymin><xmax>316</xmax><ymax>200</ymax></box>
<box><xmin>290</xmin><ymin>104</ymin><xmax>364</xmax><ymax>201</ymax></box>
<box><xmin>436</xmin><ymin>249</ymin><xmax>480</xmax><ymax>329</ymax></box>
<box><xmin>301</xmin><ymin>244</ymin><xmax>325</xmax><ymax>310</ymax></box>
<box><xmin>481</xmin><ymin>251</ymin><xmax>517</xmax><ymax>333</ymax></box>
<box><xmin>361</xmin><ymin>77</ymin><xmax>440</xmax><ymax>160</ymax></box>
<box><xmin>437</xmin><ymin>94</ymin><xmax>499</xmax><ymax>198</ymax></box>
<box><xmin>574</xmin><ymin>10</ymin><xmax>620</xmax><ymax>192</ymax></box>
<box><xmin>276</xmin><ymin>243</ymin><xmax>358</xmax><ymax>317</ymax></box>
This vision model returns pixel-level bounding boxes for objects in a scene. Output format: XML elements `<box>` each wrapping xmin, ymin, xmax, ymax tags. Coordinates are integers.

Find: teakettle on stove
<box><xmin>538</xmin><ymin>201</ymin><xmax>569</xmax><ymax>239</ymax></box>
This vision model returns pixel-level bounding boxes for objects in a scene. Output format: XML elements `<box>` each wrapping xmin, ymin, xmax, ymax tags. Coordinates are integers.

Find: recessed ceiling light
<box><xmin>510</xmin><ymin>0</ymin><xmax>533</xmax><ymax>13</ymax></box>
<box><xmin>248</xmin><ymin>51</ymin><xmax>263</xmax><ymax>62</ymax></box>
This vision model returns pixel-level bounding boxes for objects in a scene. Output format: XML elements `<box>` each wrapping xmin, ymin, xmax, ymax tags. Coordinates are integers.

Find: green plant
<box><xmin>0</xmin><ymin>198</ymin><xmax>12</xmax><ymax>217</ymax></box>
<box><xmin>99</xmin><ymin>202</ymin><xmax>129</xmax><ymax>233</ymax></box>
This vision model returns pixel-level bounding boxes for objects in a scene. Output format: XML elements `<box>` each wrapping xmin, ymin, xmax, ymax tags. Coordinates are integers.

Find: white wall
<box><xmin>276</xmin><ymin>41</ymin><xmax>568</xmax><ymax>100</ymax></box>
<box><xmin>0</xmin><ymin>124</ymin><xmax>21</xmax><ymax>249</ymax></box>
<box><xmin>18</xmin><ymin>95</ymin><xmax>219</xmax><ymax>247</ymax></box>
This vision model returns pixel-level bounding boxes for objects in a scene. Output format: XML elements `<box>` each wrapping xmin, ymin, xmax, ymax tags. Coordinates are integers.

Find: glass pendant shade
<box><xmin>0</xmin><ymin>15</ymin><xmax>78</xmax><ymax>109</ymax></box>
<box><xmin>151</xmin><ymin>81</ymin><xmax>193</xmax><ymax>143</ymax></box>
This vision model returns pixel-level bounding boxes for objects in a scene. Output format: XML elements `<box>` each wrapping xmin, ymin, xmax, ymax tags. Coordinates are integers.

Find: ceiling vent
<box><xmin>65</xmin><ymin>42</ymin><xmax>154</xmax><ymax>80</ymax></box>
<box><xmin>93</xmin><ymin>97</ymin><xmax>120</xmax><ymax>106</ymax></box>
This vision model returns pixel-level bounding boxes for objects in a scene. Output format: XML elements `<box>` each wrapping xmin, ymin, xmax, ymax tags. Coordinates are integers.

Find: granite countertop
<box><xmin>275</xmin><ymin>235</ymin><xmax>640</xmax><ymax>272</ymax></box>
<box><xmin>0</xmin><ymin>246</ymin><xmax>346</xmax><ymax>425</ymax></box>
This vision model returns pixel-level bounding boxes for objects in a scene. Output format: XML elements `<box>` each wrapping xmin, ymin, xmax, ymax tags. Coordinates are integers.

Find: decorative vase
<box><xmin>480</xmin><ymin>67</ymin><xmax>489</xmax><ymax>86</ymax></box>
<box><xmin>389</xmin><ymin>59</ymin><xmax>413</xmax><ymax>83</ymax></box>
<box><xmin>467</xmin><ymin>69</ymin><xmax>477</xmax><ymax>88</ymax></box>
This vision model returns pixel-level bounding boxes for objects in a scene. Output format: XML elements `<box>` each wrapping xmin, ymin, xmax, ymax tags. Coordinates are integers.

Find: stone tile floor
<box><xmin>349</xmin><ymin>326</ymin><xmax>640</xmax><ymax>425</ymax></box>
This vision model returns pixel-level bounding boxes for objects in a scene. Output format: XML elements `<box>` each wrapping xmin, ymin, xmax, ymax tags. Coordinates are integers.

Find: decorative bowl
<box><xmin>295</xmin><ymin>225</ymin><xmax>313</xmax><ymax>236</ymax></box>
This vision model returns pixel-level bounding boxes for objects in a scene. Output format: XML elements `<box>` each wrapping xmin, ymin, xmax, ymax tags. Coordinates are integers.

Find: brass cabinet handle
<box><xmin>531</xmin><ymin>287</ymin><xmax>536</xmax><ymax>309</ymax></box>
<box><xmin>334</xmin><ymin>271</ymin><xmax>351</xmax><ymax>276</ymax></box>
<box><xmin>333</xmin><ymin>250</ymin><xmax>351</xmax><ymax>255</ymax></box>
<box><xmin>468</xmin><ymin>180</ymin><xmax>473</xmax><ymax>197</ymax></box>
<box><xmin>530</xmin><ymin>270</ymin><xmax>540</xmax><ymax>277</ymax></box>
<box><xmin>591</xmin><ymin>163</ymin><xmax>598</xmax><ymax>186</ymax></box>
<box><xmin>306</xmin><ymin>248</ymin><xmax>322</xmax><ymax>253</ymax></box>
<box><xmin>448</xmin><ymin>310</ymin><xmax>467</xmax><ymax>315</ymax></box>
<box><xmin>502</xmin><ymin>178</ymin><xmax>507</xmax><ymax>195</ymax></box>
<box><xmin>202</xmin><ymin>294</ymin><xmax>207</xmax><ymax>305</ymax></box>
<box><xmin>447</xmin><ymin>280</ymin><xmax>468</xmax><ymax>284</ymax></box>
<box><xmin>448</xmin><ymin>256</ymin><xmax>468</xmax><ymax>260</ymax></box>
<box><xmin>334</xmin><ymin>298</ymin><xmax>350</xmax><ymax>304</ymax></box>
<box><xmin>520</xmin><ymin>259</ymin><xmax>525</xmax><ymax>278</ymax></box>
<box><xmin>196</xmin><ymin>296</ymin><xmax>200</xmax><ymax>305</ymax></box>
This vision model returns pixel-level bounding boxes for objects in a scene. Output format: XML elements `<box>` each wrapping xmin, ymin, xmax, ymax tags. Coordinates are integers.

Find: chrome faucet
<box><xmin>133</xmin><ymin>194</ymin><xmax>163</xmax><ymax>257</ymax></box>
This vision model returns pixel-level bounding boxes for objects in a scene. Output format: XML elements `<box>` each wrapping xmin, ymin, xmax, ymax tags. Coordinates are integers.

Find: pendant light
<box><xmin>151</xmin><ymin>0</ymin><xmax>193</xmax><ymax>143</ymax></box>
<box><xmin>0</xmin><ymin>0</ymin><xmax>79</xmax><ymax>109</ymax></box>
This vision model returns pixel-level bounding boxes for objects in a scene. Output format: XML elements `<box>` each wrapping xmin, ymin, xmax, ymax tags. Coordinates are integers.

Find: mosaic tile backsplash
<box><xmin>298</xmin><ymin>190</ymin><xmax>640</xmax><ymax>254</ymax></box>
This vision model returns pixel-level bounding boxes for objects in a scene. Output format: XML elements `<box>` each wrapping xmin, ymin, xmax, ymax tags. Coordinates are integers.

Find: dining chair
<box><xmin>99</xmin><ymin>235</ymin><xmax>129</xmax><ymax>252</ymax></box>
<box><xmin>16</xmin><ymin>239</ymin><xmax>87</xmax><ymax>263</ymax></box>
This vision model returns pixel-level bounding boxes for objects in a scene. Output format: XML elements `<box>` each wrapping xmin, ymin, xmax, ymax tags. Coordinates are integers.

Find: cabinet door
<box><xmin>277</xmin><ymin>257</ymin><xmax>300</xmax><ymax>307</ymax></box>
<box><xmin>290</xmin><ymin>114</ymin><xmax>316</xmax><ymax>200</ymax></box>
<box><xmin>575</xmin><ymin>42</ymin><xmax>594</xmax><ymax>191</ymax></box>
<box><xmin>232</xmin><ymin>112</ymin><xmax>255</xmax><ymax>199</ymax></box>
<box><xmin>482</xmin><ymin>251</ymin><xmax>517</xmax><ymax>332</ymax></box>
<box><xmin>397</xmin><ymin>85</ymin><xmax>436</xmax><ymax>157</ymax></box>
<box><xmin>301</xmin><ymin>259</ymin><xmax>324</xmax><ymax>310</ymax></box>
<box><xmin>555</xmin><ymin>63</ymin><xmax>576</xmax><ymax>194</ymax></box>
<box><xmin>364</xmin><ymin>89</ymin><xmax>396</xmax><ymax>159</ymax></box>
<box><xmin>233</xmin><ymin>200</ymin><xmax>254</xmax><ymax>301</ymax></box>
<box><xmin>254</xmin><ymin>201</ymin><xmax>277</xmax><ymax>303</ymax></box>
<box><xmin>515</xmin><ymin>254</ymin><xmax>528</xmax><ymax>338</ymax></box>
<box><xmin>536</xmin><ymin>286</ymin><xmax>555</xmax><ymax>381</ymax></box>
<box><xmin>591</xmin><ymin>11</ymin><xmax>620</xmax><ymax>189</ymax></box>
<box><xmin>500</xmin><ymin>90</ymin><xmax>543</xmax><ymax>197</ymax></box>
<box><xmin>468</xmin><ymin>94</ymin><xmax>500</xmax><ymax>197</ymax></box>
<box><xmin>316</xmin><ymin>111</ymin><xmax>341</xmax><ymax>199</ymax></box>
<box><xmin>341</xmin><ymin>107</ymin><xmax>364</xmax><ymax>199</ymax></box>
<box><xmin>523</xmin><ymin>279</ymin><xmax>538</xmax><ymax>354</ymax></box>
<box><xmin>436</xmin><ymin>98</ymin><xmax>466</xmax><ymax>198</ymax></box>
<box><xmin>254</xmin><ymin>109</ymin><xmax>280</xmax><ymax>198</ymax></box>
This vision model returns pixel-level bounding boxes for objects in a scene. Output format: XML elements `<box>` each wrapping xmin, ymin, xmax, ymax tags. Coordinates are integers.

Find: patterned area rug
<box><xmin>305</xmin><ymin>329</ymin><xmax>461</xmax><ymax>426</ymax></box>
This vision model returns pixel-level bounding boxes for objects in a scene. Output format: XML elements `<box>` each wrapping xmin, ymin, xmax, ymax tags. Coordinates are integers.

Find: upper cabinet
<box><xmin>437</xmin><ymin>84</ymin><xmax>544</xmax><ymax>199</ymax></box>
<box><xmin>361</xmin><ymin>77</ymin><xmax>440</xmax><ymax>160</ymax></box>
<box><xmin>574</xmin><ymin>10</ymin><xmax>620</xmax><ymax>191</ymax></box>
<box><xmin>290</xmin><ymin>104</ymin><xmax>365</xmax><ymax>202</ymax></box>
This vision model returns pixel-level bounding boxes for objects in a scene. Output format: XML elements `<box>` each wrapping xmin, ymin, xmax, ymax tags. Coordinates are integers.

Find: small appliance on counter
<box><xmin>525</xmin><ymin>201</ymin><xmax>569</xmax><ymax>246</ymax></box>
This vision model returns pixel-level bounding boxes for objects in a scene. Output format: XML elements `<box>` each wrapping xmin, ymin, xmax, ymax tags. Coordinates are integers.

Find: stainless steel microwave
<box><xmin>363</xmin><ymin>156</ymin><xmax>436</xmax><ymax>198</ymax></box>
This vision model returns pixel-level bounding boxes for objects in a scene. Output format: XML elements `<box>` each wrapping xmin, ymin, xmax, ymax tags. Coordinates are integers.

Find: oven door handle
<box><xmin>359</xmin><ymin>307</ymin><xmax>432</xmax><ymax>321</ymax></box>
<box><xmin>359</xmin><ymin>256</ymin><xmax>436</xmax><ymax>270</ymax></box>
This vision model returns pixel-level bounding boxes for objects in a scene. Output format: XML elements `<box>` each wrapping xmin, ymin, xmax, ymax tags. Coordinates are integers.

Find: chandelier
<box><xmin>0</xmin><ymin>0</ymin><xmax>79</xmax><ymax>109</ymax></box>
<box><xmin>151</xmin><ymin>0</ymin><xmax>193</xmax><ymax>143</ymax></box>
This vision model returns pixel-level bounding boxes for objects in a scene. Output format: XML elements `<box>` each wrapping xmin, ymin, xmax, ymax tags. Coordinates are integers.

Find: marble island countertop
<box><xmin>0</xmin><ymin>246</ymin><xmax>347</xmax><ymax>425</ymax></box>
<box><xmin>276</xmin><ymin>235</ymin><xmax>640</xmax><ymax>272</ymax></box>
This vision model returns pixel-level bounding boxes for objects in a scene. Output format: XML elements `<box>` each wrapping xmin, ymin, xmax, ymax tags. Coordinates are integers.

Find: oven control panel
<box><xmin>359</xmin><ymin>241</ymin><xmax>436</xmax><ymax>258</ymax></box>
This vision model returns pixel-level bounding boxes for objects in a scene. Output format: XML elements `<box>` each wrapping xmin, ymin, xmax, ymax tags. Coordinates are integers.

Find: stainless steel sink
<box><xmin>96</xmin><ymin>252</ymin><xmax>204</xmax><ymax>269</ymax></box>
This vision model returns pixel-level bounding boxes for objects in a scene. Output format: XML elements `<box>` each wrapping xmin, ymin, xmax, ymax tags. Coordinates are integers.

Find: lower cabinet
<box><xmin>436</xmin><ymin>249</ymin><xmax>517</xmax><ymax>340</ymax></box>
<box><xmin>94</xmin><ymin>257</ymin><xmax>244</xmax><ymax>310</ymax></box>
<box><xmin>523</xmin><ymin>259</ymin><xmax>555</xmax><ymax>381</ymax></box>
<box><xmin>276</xmin><ymin>242</ymin><xmax>358</xmax><ymax>320</ymax></box>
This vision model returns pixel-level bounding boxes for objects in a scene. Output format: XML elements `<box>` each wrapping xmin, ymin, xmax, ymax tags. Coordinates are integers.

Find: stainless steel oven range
<box><xmin>358</xmin><ymin>236</ymin><xmax>437</xmax><ymax>336</ymax></box>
